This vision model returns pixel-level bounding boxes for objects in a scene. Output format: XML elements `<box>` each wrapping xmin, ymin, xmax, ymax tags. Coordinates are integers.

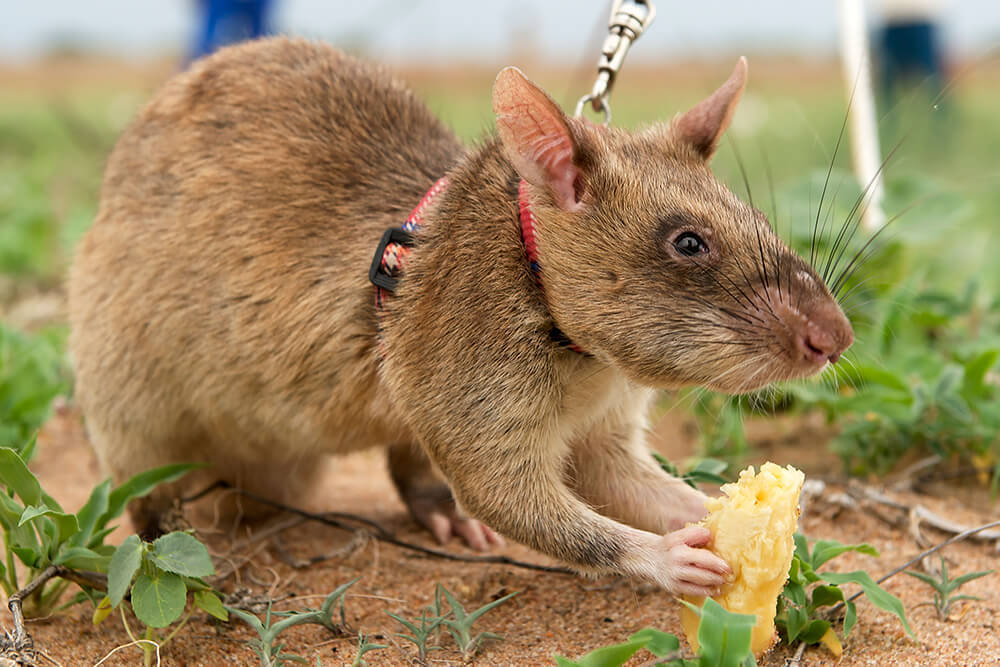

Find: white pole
<box><xmin>838</xmin><ymin>0</ymin><xmax>886</xmax><ymax>232</ymax></box>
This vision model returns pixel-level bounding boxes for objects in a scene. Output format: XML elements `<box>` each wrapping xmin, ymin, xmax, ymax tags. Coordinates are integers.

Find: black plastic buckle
<box><xmin>369</xmin><ymin>227</ymin><xmax>415</xmax><ymax>292</ymax></box>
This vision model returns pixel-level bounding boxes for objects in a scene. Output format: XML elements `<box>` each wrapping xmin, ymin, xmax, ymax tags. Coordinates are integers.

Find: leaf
<box><xmin>0</xmin><ymin>448</ymin><xmax>42</xmax><ymax>505</ymax></box>
<box><xmin>821</xmin><ymin>571</ymin><xmax>915</xmax><ymax>638</ymax></box>
<box><xmin>817</xmin><ymin>626</ymin><xmax>843</xmax><ymax>657</ymax></box>
<box><xmin>149</xmin><ymin>532</ymin><xmax>215</xmax><ymax>577</ymax></box>
<box><xmin>949</xmin><ymin>569</ymin><xmax>994</xmax><ymax>587</ymax></box>
<box><xmin>844</xmin><ymin>600</ymin><xmax>857</xmax><ymax>637</ymax></box>
<box><xmin>962</xmin><ymin>349</ymin><xmax>999</xmax><ymax>397</ymax></box>
<box><xmin>131</xmin><ymin>571</ymin><xmax>187</xmax><ymax>628</ymax></box>
<box><xmin>810</xmin><ymin>539</ymin><xmax>879</xmax><ymax>569</ymax></box>
<box><xmin>96</xmin><ymin>463</ymin><xmax>200</xmax><ymax>533</ymax></box>
<box><xmin>92</xmin><ymin>596</ymin><xmax>113</xmax><ymax>625</ymax></box>
<box><xmin>69</xmin><ymin>479</ymin><xmax>111</xmax><ymax>548</ymax></box>
<box><xmin>226</xmin><ymin>606</ymin><xmax>266</xmax><ymax>635</ymax></box>
<box><xmin>695</xmin><ymin>598</ymin><xmax>756</xmax><ymax>667</ymax></box>
<box><xmin>554</xmin><ymin>637</ymin><xmax>650</xmax><ymax>667</ymax></box>
<box><xmin>808</xmin><ymin>584</ymin><xmax>845</xmax><ymax>610</ymax></box>
<box><xmin>55</xmin><ymin>545</ymin><xmax>107</xmax><ymax>571</ymax></box>
<box><xmin>798</xmin><ymin>619</ymin><xmax>831</xmax><ymax>644</ymax></box>
<box><xmin>107</xmin><ymin>534</ymin><xmax>143</xmax><ymax>608</ymax></box>
<box><xmin>193</xmin><ymin>590</ymin><xmax>228</xmax><ymax>621</ymax></box>
<box><xmin>782</xmin><ymin>605</ymin><xmax>808</xmax><ymax>642</ymax></box>
<box><xmin>18</xmin><ymin>505</ymin><xmax>79</xmax><ymax>545</ymax></box>
<box><xmin>629</xmin><ymin>627</ymin><xmax>680</xmax><ymax>657</ymax></box>
<box><xmin>933</xmin><ymin>364</ymin><xmax>964</xmax><ymax>400</ymax></box>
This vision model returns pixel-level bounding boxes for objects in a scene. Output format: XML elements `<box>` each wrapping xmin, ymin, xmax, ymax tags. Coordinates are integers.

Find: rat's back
<box><xmin>68</xmin><ymin>38</ymin><xmax>462</xmax><ymax>499</ymax></box>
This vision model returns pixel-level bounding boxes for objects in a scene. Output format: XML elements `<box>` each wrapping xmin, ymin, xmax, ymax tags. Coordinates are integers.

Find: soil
<box><xmin>8</xmin><ymin>404</ymin><xmax>998</xmax><ymax>667</ymax></box>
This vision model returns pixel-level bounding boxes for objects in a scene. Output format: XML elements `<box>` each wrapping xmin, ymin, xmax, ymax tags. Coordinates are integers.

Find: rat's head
<box><xmin>493</xmin><ymin>58</ymin><xmax>853</xmax><ymax>393</ymax></box>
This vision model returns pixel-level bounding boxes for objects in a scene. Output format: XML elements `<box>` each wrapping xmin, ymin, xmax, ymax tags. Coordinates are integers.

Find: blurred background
<box><xmin>1</xmin><ymin>1</ymin><xmax>999</xmax><ymax>481</ymax></box>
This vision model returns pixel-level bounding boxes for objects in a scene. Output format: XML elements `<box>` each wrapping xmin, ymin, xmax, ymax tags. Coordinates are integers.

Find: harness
<box><xmin>368</xmin><ymin>178</ymin><xmax>585</xmax><ymax>354</ymax></box>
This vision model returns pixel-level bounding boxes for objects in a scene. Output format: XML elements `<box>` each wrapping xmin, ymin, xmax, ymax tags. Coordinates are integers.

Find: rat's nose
<box><xmin>798</xmin><ymin>326</ymin><xmax>840</xmax><ymax>365</ymax></box>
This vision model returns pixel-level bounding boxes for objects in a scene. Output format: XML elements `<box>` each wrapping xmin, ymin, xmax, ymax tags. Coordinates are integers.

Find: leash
<box><xmin>574</xmin><ymin>0</ymin><xmax>656</xmax><ymax>125</ymax></box>
<box><xmin>369</xmin><ymin>178</ymin><xmax>585</xmax><ymax>354</ymax></box>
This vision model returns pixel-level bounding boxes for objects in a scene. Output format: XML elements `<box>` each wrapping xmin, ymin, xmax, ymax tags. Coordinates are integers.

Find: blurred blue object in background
<box><xmin>191</xmin><ymin>0</ymin><xmax>274</xmax><ymax>61</ymax></box>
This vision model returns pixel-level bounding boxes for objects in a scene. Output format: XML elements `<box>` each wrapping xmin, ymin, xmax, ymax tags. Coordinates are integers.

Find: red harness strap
<box><xmin>369</xmin><ymin>177</ymin><xmax>585</xmax><ymax>354</ymax></box>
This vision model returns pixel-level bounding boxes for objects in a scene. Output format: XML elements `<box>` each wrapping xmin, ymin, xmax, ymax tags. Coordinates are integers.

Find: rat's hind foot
<box><xmin>405</xmin><ymin>485</ymin><xmax>505</xmax><ymax>551</ymax></box>
<box><xmin>387</xmin><ymin>442</ymin><xmax>504</xmax><ymax>551</ymax></box>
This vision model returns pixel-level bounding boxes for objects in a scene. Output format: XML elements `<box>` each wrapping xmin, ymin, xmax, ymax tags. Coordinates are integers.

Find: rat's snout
<box><xmin>797</xmin><ymin>319</ymin><xmax>852</xmax><ymax>365</ymax></box>
<box><xmin>770</xmin><ymin>287</ymin><xmax>854</xmax><ymax>372</ymax></box>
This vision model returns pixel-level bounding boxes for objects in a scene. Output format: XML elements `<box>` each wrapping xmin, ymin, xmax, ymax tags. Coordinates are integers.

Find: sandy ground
<box><xmin>5</xmin><ymin>405</ymin><xmax>996</xmax><ymax>666</ymax></box>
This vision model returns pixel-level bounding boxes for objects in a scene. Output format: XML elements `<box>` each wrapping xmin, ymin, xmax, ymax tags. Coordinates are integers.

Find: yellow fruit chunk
<box><xmin>681</xmin><ymin>462</ymin><xmax>804</xmax><ymax>657</ymax></box>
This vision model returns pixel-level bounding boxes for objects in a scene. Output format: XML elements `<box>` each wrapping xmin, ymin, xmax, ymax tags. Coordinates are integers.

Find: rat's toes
<box><xmin>406</xmin><ymin>491</ymin><xmax>502</xmax><ymax>551</ymax></box>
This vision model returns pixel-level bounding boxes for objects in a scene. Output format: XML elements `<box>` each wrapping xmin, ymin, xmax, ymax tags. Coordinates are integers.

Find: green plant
<box><xmin>0</xmin><ymin>446</ymin><xmax>195</xmax><ymax>615</ymax></box>
<box><xmin>0</xmin><ymin>324</ymin><xmax>68</xmax><ymax>457</ymax></box>
<box><xmin>653</xmin><ymin>453</ymin><xmax>730</xmax><ymax>487</ymax></box>
<box><xmin>100</xmin><ymin>530</ymin><xmax>226</xmax><ymax>666</ymax></box>
<box><xmin>554</xmin><ymin>600</ymin><xmax>755</xmax><ymax>667</ymax></box>
<box><xmin>904</xmin><ymin>556</ymin><xmax>994</xmax><ymax>620</ymax></box>
<box><xmin>386</xmin><ymin>606</ymin><xmax>444</xmax><ymax>664</ymax></box>
<box><xmin>436</xmin><ymin>584</ymin><xmax>517</xmax><ymax>658</ymax></box>
<box><xmin>351</xmin><ymin>632</ymin><xmax>388</xmax><ymax>667</ymax></box>
<box><xmin>777</xmin><ymin>534</ymin><xmax>914</xmax><ymax>654</ymax></box>
<box><xmin>227</xmin><ymin>578</ymin><xmax>357</xmax><ymax>667</ymax></box>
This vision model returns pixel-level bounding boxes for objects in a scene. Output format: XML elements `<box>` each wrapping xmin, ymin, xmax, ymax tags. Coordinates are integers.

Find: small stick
<box><xmin>215</xmin><ymin>483</ymin><xmax>575</xmax><ymax>575</ymax></box>
<box><xmin>784</xmin><ymin>641</ymin><xmax>807</xmax><ymax>666</ymax></box>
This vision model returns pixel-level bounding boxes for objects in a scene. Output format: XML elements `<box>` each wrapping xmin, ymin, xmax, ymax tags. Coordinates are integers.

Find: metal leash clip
<box><xmin>574</xmin><ymin>0</ymin><xmax>656</xmax><ymax>125</ymax></box>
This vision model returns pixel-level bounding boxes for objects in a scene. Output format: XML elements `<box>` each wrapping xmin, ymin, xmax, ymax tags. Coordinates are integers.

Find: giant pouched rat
<box><xmin>68</xmin><ymin>37</ymin><xmax>853</xmax><ymax>597</ymax></box>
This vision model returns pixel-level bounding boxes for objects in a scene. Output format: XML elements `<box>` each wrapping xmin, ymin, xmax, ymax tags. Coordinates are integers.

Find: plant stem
<box><xmin>120</xmin><ymin>604</ymin><xmax>139</xmax><ymax>643</ymax></box>
<box><xmin>4</xmin><ymin>533</ymin><xmax>19</xmax><ymax>594</ymax></box>
<box><xmin>161</xmin><ymin>603</ymin><xmax>196</xmax><ymax>648</ymax></box>
<box><xmin>143</xmin><ymin>625</ymin><xmax>156</xmax><ymax>667</ymax></box>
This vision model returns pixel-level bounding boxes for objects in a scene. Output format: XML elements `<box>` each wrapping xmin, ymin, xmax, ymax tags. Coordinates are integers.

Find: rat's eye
<box><xmin>674</xmin><ymin>232</ymin><xmax>708</xmax><ymax>256</ymax></box>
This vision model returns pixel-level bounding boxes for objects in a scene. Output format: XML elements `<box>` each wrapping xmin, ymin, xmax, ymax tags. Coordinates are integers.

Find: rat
<box><xmin>68</xmin><ymin>37</ymin><xmax>853</xmax><ymax>597</ymax></box>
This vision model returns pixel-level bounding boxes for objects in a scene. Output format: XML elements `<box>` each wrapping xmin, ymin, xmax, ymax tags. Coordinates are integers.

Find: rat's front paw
<box><xmin>656</xmin><ymin>525</ymin><xmax>731</xmax><ymax>597</ymax></box>
<box><xmin>404</xmin><ymin>486</ymin><xmax>505</xmax><ymax>552</ymax></box>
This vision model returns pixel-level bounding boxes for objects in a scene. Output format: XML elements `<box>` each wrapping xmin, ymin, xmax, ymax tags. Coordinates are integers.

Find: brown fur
<box><xmin>69</xmin><ymin>38</ymin><xmax>852</xmax><ymax>596</ymax></box>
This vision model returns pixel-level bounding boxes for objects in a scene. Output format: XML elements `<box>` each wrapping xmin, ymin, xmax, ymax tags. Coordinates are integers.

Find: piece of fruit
<box><xmin>680</xmin><ymin>462</ymin><xmax>804</xmax><ymax>657</ymax></box>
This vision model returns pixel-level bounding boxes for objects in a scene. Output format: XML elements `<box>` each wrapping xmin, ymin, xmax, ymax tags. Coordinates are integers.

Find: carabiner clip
<box><xmin>574</xmin><ymin>0</ymin><xmax>656</xmax><ymax>125</ymax></box>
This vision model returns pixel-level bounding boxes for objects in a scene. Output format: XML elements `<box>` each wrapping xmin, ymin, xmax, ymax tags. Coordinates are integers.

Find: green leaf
<box><xmin>54</xmin><ymin>545</ymin><xmax>107</xmax><ymax>571</ymax></box>
<box><xmin>193</xmin><ymin>590</ymin><xmax>228</xmax><ymax>621</ymax></box>
<box><xmin>902</xmin><ymin>570</ymin><xmax>940</xmax><ymax>588</ymax></box>
<box><xmin>69</xmin><ymin>479</ymin><xmax>111</xmax><ymax>548</ymax></box>
<box><xmin>808</xmin><ymin>584</ymin><xmax>845</xmax><ymax>611</ymax></box>
<box><xmin>0</xmin><ymin>448</ymin><xmax>42</xmax><ymax>505</ymax></box>
<box><xmin>798</xmin><ymin>619</ymin><xmax>832</xmax><ymax>644</ymax></box>
<box><xmin>933</xmin><ymin>364</ymin><xmax>964</xmax><ymax>400</ymax></box>
<box><xmin>18</xmin><ymin>504</ymin><xmax>79</xmax><ymax>545</ymax></box>
<box><xmin>555</xmin><ymin>637</ymin><xmax>650</xmax><ymax>667</ymax></box>
<box><xmin>226</xmin><ymin>606</ymin><xmax>266</xmax><ymax>635</ymax></box>
<box><xmin>782</xmin><ymin>605</ymin><xmax>808</xmax><ymax>642</ymax></box>
<box><xmin>107</xmin><ymin>534</ymin><xmax>143</xmax><ymax>608</ymax></box>
<box><xmin>131</xmin><ymin>571</ymin><xmax>187</xmax><ymax>628</ymax></box>
<box><xmin>843</xmin><ymin>601</ymin><xmax>857</xmax><ymax>637</ymax></box>
<box><xmin>628</xmin><ymin>627</ymin><xmax>680</xmax><ymax>657</ymax></box>
<box><xmin>149</xmin><ymin>532</ymin><xmax>215</xmax><ymax>577</ymax></box>
<box><xmin>962</xmin><ymin>349</ymin><xmax>999</xmax><ymax>396</ymax></box>
<box><xmin>96</xmin><ymin>463</ymin><xmax>200</xmax><ymax>532</ymax></box>
<box><xmin>949</xmin><ymin>570</ymin><xmax>994</xmax><ymax>587</ymax></box>
<box><xmin>810</xmin><ymin>540</ymin><xmax>878</xmax><ymax>569</ymax></box>
<box><xmin>695</xmin><ymin>598</ymin><xmax>756</xmax><ymax>667</ymax></box>
<box><xmin>821</xmin><ymin>571</ymin><xmax>915</xmax><ymax>638</ymax></box>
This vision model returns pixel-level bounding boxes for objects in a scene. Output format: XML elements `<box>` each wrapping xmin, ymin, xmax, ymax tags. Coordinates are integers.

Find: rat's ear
<box><xmin>493</xmin><ymin>67</ymin><xmax>583</xmax><ymax>212</ymax></box>
<box><xmin>674</xmin><ymin>57</ymin><xmax>747</xmax><ymax>161</ymax></box>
